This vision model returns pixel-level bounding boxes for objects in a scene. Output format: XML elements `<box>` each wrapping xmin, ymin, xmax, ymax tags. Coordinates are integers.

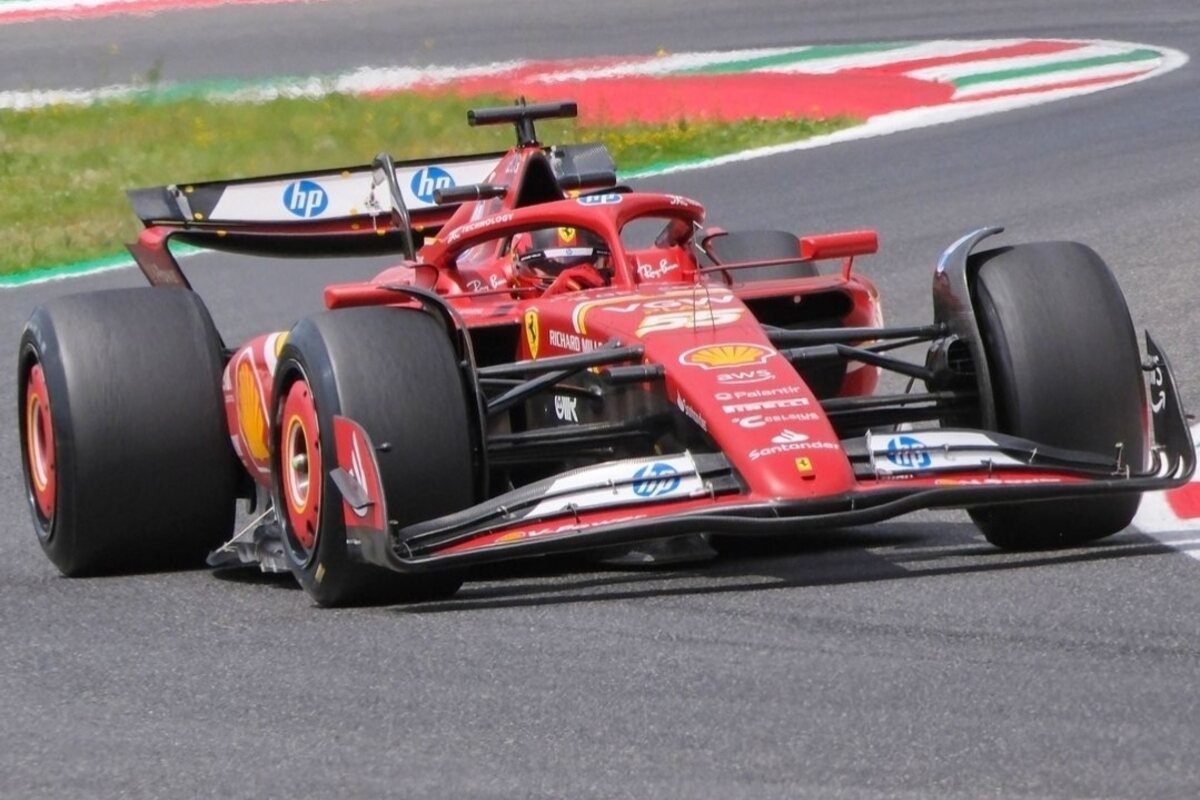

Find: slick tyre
<box><xmin>967</xmin><ymin>241</ymin><xmax>1145</xmax><ymax>549</ymax></box>
<box><xmin>18</xmin><ymin>288</ymin><xmax>237</xmax><ymax>576</ymax></box>
<box><xmin>273</xmin><ymin>307</ymin><xmax>476</xmax><ymax>607</ymax></box>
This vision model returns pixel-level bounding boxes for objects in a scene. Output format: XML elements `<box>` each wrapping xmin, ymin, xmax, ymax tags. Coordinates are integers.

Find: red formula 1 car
<box><xmin>18</xmin><ymin>101</ymin><xmax>1195</xmax><ymax>606</ymax></box>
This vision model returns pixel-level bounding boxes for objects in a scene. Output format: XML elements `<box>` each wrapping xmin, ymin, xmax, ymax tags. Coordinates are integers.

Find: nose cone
<box><xmin>573</xmin><ymin>287</ymin><xmax>855</xmax><ymax>498</ymax></box>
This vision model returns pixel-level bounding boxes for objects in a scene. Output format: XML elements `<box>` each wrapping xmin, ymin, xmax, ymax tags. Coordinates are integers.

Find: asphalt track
<box><xmin>3</xmin><ymin>2</ymin><xmax>1200</xmax><ymax>798</ymax></box>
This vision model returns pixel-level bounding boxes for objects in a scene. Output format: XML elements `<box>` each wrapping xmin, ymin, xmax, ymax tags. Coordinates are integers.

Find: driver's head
<box><xmin>513</xmin><ymin>226</ymin><xmax>608</xmax><ymax>282</ymax></box>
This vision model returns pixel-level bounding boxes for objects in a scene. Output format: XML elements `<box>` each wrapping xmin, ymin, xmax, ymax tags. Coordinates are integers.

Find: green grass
<box><xmin>0</xmin><ymin>92</ymin><xmax>857</xmax><ymax>274</ymax></box>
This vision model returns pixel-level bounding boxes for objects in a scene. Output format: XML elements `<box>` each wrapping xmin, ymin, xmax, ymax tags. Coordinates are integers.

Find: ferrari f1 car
<box><xmin>19</xmin><ymin>100</ymin><xmax>1195</xmax><ymax>606</ymax></box>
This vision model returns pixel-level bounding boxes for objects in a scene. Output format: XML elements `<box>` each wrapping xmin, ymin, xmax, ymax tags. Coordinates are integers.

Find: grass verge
<box><xmin>0</xmin><ymin>92</ymin><xmax>857</xmax><ymax>275</ymax></box>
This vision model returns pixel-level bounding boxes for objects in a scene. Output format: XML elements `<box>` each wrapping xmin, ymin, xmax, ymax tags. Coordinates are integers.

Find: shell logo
<box><xmin>679</xmin><ymin>343</ymin><xmax>774</xmax><ymax>370</ymax></box>
<box><xmin>236</xmin><ymin>360</ymin><xmax>270</xmax><ymax>462</ymax></box>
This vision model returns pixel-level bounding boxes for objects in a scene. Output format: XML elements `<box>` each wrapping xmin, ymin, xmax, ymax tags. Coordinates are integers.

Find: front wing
<box><xmin>336</xmin><ymin>333</ymin><xmax>1194</xmax><ymax>573</ymax></box>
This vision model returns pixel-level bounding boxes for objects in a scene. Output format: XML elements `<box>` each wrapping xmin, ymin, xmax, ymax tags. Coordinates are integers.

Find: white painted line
<box><xmin>951</xmin><ymin>61</ymin><xmax>1161</xmax><ymax>98</ymax></box>
<box><xmin>757</xmin><ymin>39</ymin><xmax>1031</xmax><ymax>74</ymax></box>
<box><xmin>534</xmin><ymin>48</ymin><xmax>811</xmax><ymax>83</ymax></box>
<box><xmin>906</xmin><ymin>42</ymin><xmax>1147</xmax><ymax>82</ymax></box>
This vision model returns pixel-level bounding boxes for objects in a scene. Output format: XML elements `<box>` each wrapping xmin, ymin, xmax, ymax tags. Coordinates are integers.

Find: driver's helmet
<box><xmin>512</xmin><ymin>226</ymin><xmax>608</xmax><ymax>281</ymax></box>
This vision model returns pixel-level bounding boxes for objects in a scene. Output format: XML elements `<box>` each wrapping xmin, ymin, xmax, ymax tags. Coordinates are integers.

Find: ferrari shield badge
<box><xmin>524</xmin><ymin>308</ymin><xmax>540</xmax><ymax>359</ymax></box>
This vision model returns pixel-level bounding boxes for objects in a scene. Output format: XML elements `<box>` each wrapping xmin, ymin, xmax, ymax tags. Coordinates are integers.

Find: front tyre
<box><xmin>273</xmin><ymin>307</ymin><xmax>477</xmax><ymax>607</ymax></box>
<box><xmin>967</xmin><ymin>242</ymin><xmax>1145</xmax><ymax>549</ymax></box>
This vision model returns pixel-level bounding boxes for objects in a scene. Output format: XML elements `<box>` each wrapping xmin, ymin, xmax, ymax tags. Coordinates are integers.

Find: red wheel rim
<box><xmin>280</xmin><ymin>379</ymin><xmax>321</xmax><ymax>555</ymax></box>
<box><xmin>25</xmin><ymin>363</ymin><xmax>56</xmax><ymax>523</ymax></box>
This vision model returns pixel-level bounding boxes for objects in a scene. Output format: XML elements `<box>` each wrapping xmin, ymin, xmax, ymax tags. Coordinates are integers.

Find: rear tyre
<box><xmin>273</xmin><ymin>307</ymin><xmax>476</xmax><ymax>607</ymax></box>
<box><xmin>18</xmin><ymin>288</ymin><xmax>237</xmax><ymax>576</ymax></box>
<box><xmin>706</xmin><ymin>230</ymin><xmax>818</xmax><ymax>282</ymax></box>
<box><xmin>967</xmin><ymin>242</ymin><xmax>1145</xmax><ymax>549</ymax></box>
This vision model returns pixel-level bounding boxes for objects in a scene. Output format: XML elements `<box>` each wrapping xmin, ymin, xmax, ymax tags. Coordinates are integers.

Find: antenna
<box><xmin>467</xmin><ymin>98</ymin><xmax>579</xmax><ymax>147</ymax></box>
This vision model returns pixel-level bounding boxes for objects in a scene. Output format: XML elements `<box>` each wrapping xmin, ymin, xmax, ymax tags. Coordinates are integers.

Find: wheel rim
<box><xmin>24</xmin><ymin>363</ymin><xmax>56</xmax><ymax>529</ymax></box>
<box><xmin>280</xmin><ymin>379</ymin><xmax>322</xmax><ymax>558</ymax></box>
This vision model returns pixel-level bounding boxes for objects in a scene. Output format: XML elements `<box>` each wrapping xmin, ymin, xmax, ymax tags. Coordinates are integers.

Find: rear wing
<box><xmin>128</xmin><ymin>150</ymin><xmax>505</xmax><ymax>234</ymax></box>
<box><xmin>125</xmin><ymin>139</ymin><xmax>615</xmax><ymax>286</ymax></box>
<box><xmin>124</xmin><ymin>101</ymin><xmax>612</xmax><ymax>287</ymax></box>
<box><xmin>128</xmin><ymin>140</ymin><xmax>614</xmax><ymax>232</ymax></box>
<box><xmin>126</xmin><ymin>137</ymin><xmax>614</xmax><ymax>262</ymax></box>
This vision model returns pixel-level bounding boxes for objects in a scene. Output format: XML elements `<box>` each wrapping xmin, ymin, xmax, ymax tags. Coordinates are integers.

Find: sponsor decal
<box><xmin>715</xmin><ymin>386</ymin><xmax>799</xmax><ymax>401</ymax></box>
<box><xmin>732</xmin><ymin>412</ymin><xmax>821</xmax><ymax>429</ymax></box>
<box><xmin>637</xmin><ymin>308</ymin><xmax>744</xmax><ymax>336</ymax></box>
<box><xmin>632</xmin><ymin>462</ymin><xmax>682</xmax><ymax>497</ymax></box>
<box><xmin>346</xmin><ymin>430</ymin><xmax>371</xmax><ymax>519</ymax></box>
<box><xmin>489</xmin><ymin>512</ymin><xmax>651</xmax><ymax>546</ymax></box>
<box><xmin>578</xmin><ymin>193</ymin><xmax>623</xmax><ymax>206</ymax></box>
<box><xmin>680</xmin><ymin>343</ymin><xmax>774</xmax><ymax>370</ymax></box>
<box><xmin>572</xmin><ymin>289</ymin><xmax>736</xmax><ymax>334</ymax></box>
<box><xmin>235</xmin><ymin>359</ymin><xmax>270</xmax><ymax>462</ymax></box>
<box><xmin>524</xmin><ymin>308</ymin><xmax>540</xmax><ymax>358</ymax></box>
<box><xmin>554</xmin><ymin>395</ymin><xmax>579</xmax><ymax>423</ymax></box>
<box><xmin>282</xmin><ymin>179</ymin><xmax>329</xmax><ymax>219</ymax></box>
<box><xmin>749</xmin><ymin>439</ymin><xmax>839</xmax><ymax>461</ymax></box>
<box><xmin>1149</xmin><ymin>362</ymin><xmax>1167</xmax><ymax>414</ymax></box>
<box><xmin>885</xmin><ymin>435</ymin><xmax>932</xmax><ymax>469</ymax></box>
<box><xmin>772</xmin><ymin>429</ymin><xmax>808</xmax><ymax>444</ymax></box>
<box><xmin>410</xmin><ymin>166</ymin><xmax>455</xmax><ymax>204</ymax></box>
<box><xmin>332</xmin><ymin>415</ymin><xmax>386</xmax><ymax>532</ymax></box>
<box><xmin>525</xmin><ymin>454</ymin><xmax>702</xmax><ymax>518</ymax></box>
<box><xmin>676</xmin><ymin>394</ymin><xmax>708</xmax><ymax>432</ymax></box>
<box><xmin>868</xmin><ymin>430</ymin><xmax>1025</xmax><ymax>474</ymax></box>
<box><xmin>446</xmin><ymin>212</ymin><xmax>513</xmax><ymax>244</ymax></box>
<box><xmin>547</xmin><ymin>329</ymin><xmax>603</xmax><ymax>353</ymax></box>
<box><xmin>722</xmin><ymin>397</ymin><xmax>810</xmax><ymax>414</ymax></box>
<box><xmin>795</xmin><ymin>457</ymin><xmax>814</xmax><ymax>474</ymax></box>
<box><xmin>637</xmin><ymin>258</ymin><xmax>680</xmax><ymax>280</ymax></box>
<box><xmin>468</xmin><ymin>273</ymin><xmax>508</xmax><ymax>292</ymax></box>
<box><xmin>578</xmin><ymin>293</ymin><xmax>744</xmax><ymax>336</ymax></box>
<box><xmin>716</xmin><ymin>369</ymin><xmax>775</xmax><ymax>385</ymax></box>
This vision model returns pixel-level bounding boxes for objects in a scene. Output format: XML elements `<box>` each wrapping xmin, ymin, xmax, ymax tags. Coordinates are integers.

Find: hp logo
<box><xmin>885</xmin><ymin>435</ymin><xmax>932</xmax><ymax>469</ymax></box>
<box><xmin>632</xmin><ymin>462</ymin><xmax>681</xmax><ymax>498</ymax></box>
<box><xmin>577</xmin><ymin>193</ymin><xmax>622</xmax><ymax>206</ymax></box>
<box><xmin>411</xmin><ymin>166</ymin><xmax>455</xmax><ymax>204</ymax></box>
<box><xmin>282</xmin><ymin>180</ymin><xmax>329</xmax><ymax>219</ymax></box>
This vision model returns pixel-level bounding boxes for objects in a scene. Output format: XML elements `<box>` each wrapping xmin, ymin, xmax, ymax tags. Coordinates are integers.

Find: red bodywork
<box><xmin>127</xmin><ymin>125</ymin><xmax>1191</xmax><ymax>571</ymax></box>
<box><xmin>203</xmin><ymin>145</ymin><xmax>880</xmax><ymax>506</ymax></box>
